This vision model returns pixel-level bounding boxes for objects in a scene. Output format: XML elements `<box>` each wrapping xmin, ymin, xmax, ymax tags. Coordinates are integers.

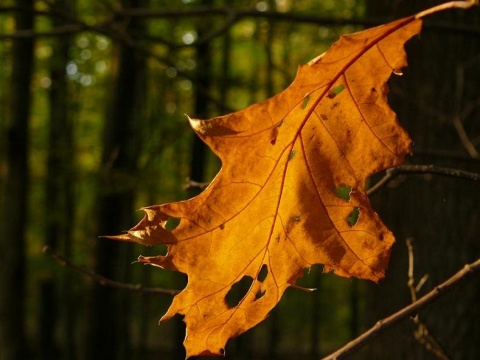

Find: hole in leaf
<box><xmin>334</xmin><ymin>184</ymin><xmax>352</xmax><ymax>201</ymax></box>
<box><xmin>327</xmin><ymin>84</ymin><xmax>345</xmax><ymax>98</ymax></box>
<box><xmin>254</xmin><ymin>290</ymin><xmax>266</xmax><ymax>301</ymax></box>
<box><xmin>165</xmin><ymin>217</ymin><xmax>180</xmax><ymax>231</ymax></box>
<box><xmin>225</xmin><ymin>276</ymin><xmax>254</xmax><ymax>308</ymax></box>
<box><xmin>257</xmin><ymin>264</ymin><xmax>268</xmax><ymax>282</ymax></box>
<box><xmin>289</xmin><ymin>150</ymin><xmax>296</xmax><ymax>161</ymax></box>
<box><xmin>302</xmin><ymin>94</ymin><xmax>310</xmax><ymax>109</ymax></box>
<box><xmin>347</xmin><ymin>207</ymin><xmax>360</xmax><ymax>227</ymax></box>
<box><xmin>157</xmin><ymin>244</ymin><xmax>168</xmax><ymax>256</ymax></box>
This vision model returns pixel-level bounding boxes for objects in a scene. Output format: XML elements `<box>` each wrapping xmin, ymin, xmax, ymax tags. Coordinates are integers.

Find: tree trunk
<box><xmin>85</xmin><ymin>1</ymin><xmax>146</xmax><ymax>358</ymax></box>
<box><xmin>170</xmin><ymin>2</ymin><xmax>215</xmax><ymax>358</ymax></box>
<box><xmin>0</xmin><ymin>1</ymin><xmax>34</xmax><ymax>358</ymax></box>
<box><xmin>361</xmin><ymin>2</ymin><xmax>480</xmax><ymax>359</ymax></box>
<box><xmin>188</xmin><ymin>30</ymin><xmax>211</xmax><ymax>186</ymax></box>
<box><xmin>39</xmin><ymin>1</ymin><xmax>75</xmax><ymax>358</ymax></box>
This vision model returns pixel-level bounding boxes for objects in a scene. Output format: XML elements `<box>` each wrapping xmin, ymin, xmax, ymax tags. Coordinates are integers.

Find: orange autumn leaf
<box><xmin>121</xmin><ymin>17</ymin><xmax>417</xmax><ymax>358</ymax></box>
<box><xmin>107</xmin><ymin>3</ymin><xmax>475</xmax><ymax>357</ymax></box>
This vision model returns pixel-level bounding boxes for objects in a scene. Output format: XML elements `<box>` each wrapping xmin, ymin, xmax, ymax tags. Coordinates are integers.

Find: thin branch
<box><xmin>406</xmin><ymin>239</ymin><xmax>450</xmax><ymax>360</ymax></box>
<box><xmin>120</xmin><ymin>7</ymin><xmax>379</xmax><ymax>27</ymax></box>
<box><xmin>367</xmin><ymin>164</ymin><xmax>480</xmax><ymax>196</ymax></box>
<box><xmin>392</xmin><ymin>85</ymin><xmax>480</xmax><ymax>161</ymax></box>
<box><xmin>42</xmin><ymin>245</ymin><xmax>179</xmax><ymax>296</ymax></box>
<box><xmin>452</xmin><ymin>117</ymin><xmax>479</xmax><ymax>158</ymax></box>
<box><xmin>452</xmin><ymin>61</ymin><xmax>480</xmax><ymax>158</ymax></box>
<box><xmin>322</xmin><ymin>257</ymin><xmax>480</xmax><ymax>360</ymax></box>
<box><xmin>415</xmin><ymin>0</ymin><xmax>478</xmax><ymax>19</ymax></box>
<box><xmin>406</xmin><ymin>238</ymin><xmax>417</xmax><ymax>301</ymax></box>
<box><xmin>119</xmin><ymin>6</ymin><xmax>480</xmax><ymax>37</ymax></box>
<box><xmin>2</xmin><ymin>4</ymin><xmax>480</xmax><ymax>41</ymax></box>
<box><xmin>0</xmin><ymin>25</ymin><xmax>81</xmax><ymax>39</ymax></box>
<box><xmin>184</xmin><ymin>178</ymin><xmax>210</xmax><ymax>190</ymax></box>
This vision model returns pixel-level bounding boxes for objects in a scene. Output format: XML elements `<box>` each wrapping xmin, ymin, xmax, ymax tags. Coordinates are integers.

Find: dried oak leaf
<box><xmin>113</xmin><ymin>16</ymin><xmax>422</xmax><ymax>358</ymax></box>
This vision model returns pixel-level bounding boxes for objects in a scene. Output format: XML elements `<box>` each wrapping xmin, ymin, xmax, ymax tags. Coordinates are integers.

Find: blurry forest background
<box><xmin>1</xmin><ymin>0</ymin><xmax>480</xmax><ymax>359</ymax></box>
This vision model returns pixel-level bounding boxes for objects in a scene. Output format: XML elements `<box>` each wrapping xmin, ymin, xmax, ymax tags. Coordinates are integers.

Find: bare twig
<box><xmin>184</xmin><ymin>178</ymin><xmax>210</xmax><ymax>190</ymax></box>
<box><xmin>0</xmin><ymin>25</ymin><xmax>81</xmax><ymax>39</ymax></box>
<box><xmin>367</xmin><ymin>164</ymin><xmax>480</xmax><ymax>196</ymax></box>
<box><xmin>406</xmin><ymin>238</ymin><xmax>418</xmax><ymax>301</ymax></box>
<box><xmin>415</xmin><ymin>0</ymin><xmax>478</xmax><ymax>19</ymax></box>
<box><xmin>42</xmin><ymin>245</ymin><xmax>179</xmax><ymax>296</ymax></box>
<box><xmin>452</xmin><ymin>61</ymin><xmax>480</xmax><ymax>159</ymax></box>
<box><xmin>406</xmin><ymin>239</ymin><xmax>450</xmax><ymax>360</ymax></box>
<box><xmin>322</xmin><ymin>257</ymin><xmax>480</xmax><ymax>360</ymax></box>
<box><xmin>452</xmin><ymin>117</ymin><xmax>479</xmax><ymax>158</ymax></box>
<box><xmin>3</xmin><ymin>3</ymin><xmax>480</xmax><ymax>42</ymax></box>
<box><xmin>393</xmin><ymin>85</ymin><xmax>480</xmax><ymax>161</ymax></box>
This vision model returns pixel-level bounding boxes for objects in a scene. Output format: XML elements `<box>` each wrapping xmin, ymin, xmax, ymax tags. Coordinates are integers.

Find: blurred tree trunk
<box><xmin>361</xmin><ymin>2</ymin><xmax>480</xmax><ymax>359</ymax></box>
<box><xmin>39</xmin><ymin>1</ymin><xmax>75</xmax><ymax>358</ymax></box>
<box><xmin>171</xmin><ymin>1</ymin><xmax>215</xmax><ymax>358</ymax></box>
<box><xmin>0</xmin><ymin>1</ymin><xmax>34</xmax><ymax>359</ymax></box>
<box><xmin>85</xmin><ymin>1</ymin><xmax>147</xmax><ymax>358</ymax></box>
<box><xmin>188</xmin><ymin>29</ymin><xmax>211</xmax><ymax>186</ymax></box>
